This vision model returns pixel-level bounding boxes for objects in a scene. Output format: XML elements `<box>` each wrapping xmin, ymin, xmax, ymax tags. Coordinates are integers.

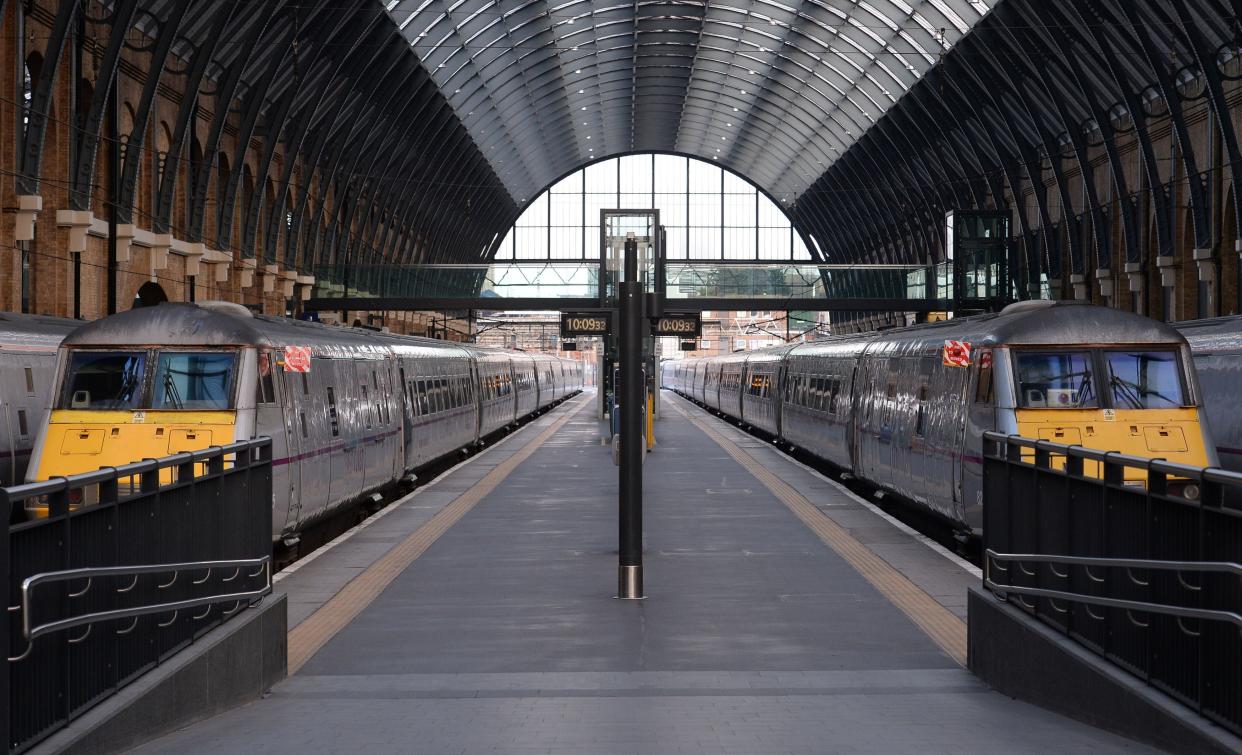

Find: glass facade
<box><xmin>495</xmin><ymin>154</ymin><xmax>812</xmax><ymax>261</ymax></box>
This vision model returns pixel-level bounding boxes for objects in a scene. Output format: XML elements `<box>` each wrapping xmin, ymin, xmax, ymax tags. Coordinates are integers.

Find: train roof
<box><xmin>0</xmin><ymin>312</ymin><xmax>81</xmax><ymax>354</ymax></box>
<box><xmin>784</xmin><ymin>301</ymin><xmax>1187</xmax><ymax>359</ymax></box>
<box><xmin>59</xmin><ymin>302</ymin><xmax>573</xmax><ymax>364</ymax></box>
<box><xmin>1173</xmin><ymin>315</ymin><xmax>1242</xmax><ymax>355</ymax></box>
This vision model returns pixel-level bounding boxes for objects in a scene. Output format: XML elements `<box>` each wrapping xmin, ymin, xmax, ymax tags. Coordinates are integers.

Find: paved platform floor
<box><xmin>136</xmin><ymin>392</ymin><xmax>1156</xmax><ymax>754</ymax></box>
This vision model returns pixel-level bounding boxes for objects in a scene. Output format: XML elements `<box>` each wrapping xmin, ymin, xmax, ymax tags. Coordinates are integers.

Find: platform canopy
<box><xmin>381</xmin><ymin>0</ymin><xmax>995</xmax><ymax>206</ymax></box>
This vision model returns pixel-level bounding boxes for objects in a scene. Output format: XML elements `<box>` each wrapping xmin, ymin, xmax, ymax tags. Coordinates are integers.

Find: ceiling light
<box><xmin>733</xmin><ymin>107</ymin><xmax>739</xmax><ymax>112</ymax></box>
<box><xmin>727</xmin><ymin>122</ymin><xmax>732</xmax><ymax>127</ymax></box>
<box><xmin>739</xmin><ymin>89</ymin><xmax>746</xmax><ymax>94</ymax></box>
<box><xmin>586</xmin><ymin>135</ymin><xmax>591</xmax><ymax>139</ymax></box>
<box><xmin>574</xmin><ymin>69</ymin><xmax>581</xmax><ymax>74</ymax></box>
<box><xmin>578</xmin><ymin>89</ymin><xmax>584</xmax><ymax>94</ymax></box>
<box><xmin>581</xmin><ymin>106</ymin><xmax>587</xmax><ymax>110</ymax></box>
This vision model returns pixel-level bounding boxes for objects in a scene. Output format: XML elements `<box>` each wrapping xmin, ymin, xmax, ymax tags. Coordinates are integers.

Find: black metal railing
<box><xmin>0</xmin><ymin>438</ymin><xmax>272</xmax><ymax>753</ymax></box>
<box><xmin>982</xmin><ymin>432</ymin><xmax>1242</xmax><ymax>738</ymax></box>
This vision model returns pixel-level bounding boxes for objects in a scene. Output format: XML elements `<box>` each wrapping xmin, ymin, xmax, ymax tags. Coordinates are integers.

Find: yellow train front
<box><xmin>25</xmin><ymin>306</ymin><xmax>254</xmax><ymax>516</ymax></box>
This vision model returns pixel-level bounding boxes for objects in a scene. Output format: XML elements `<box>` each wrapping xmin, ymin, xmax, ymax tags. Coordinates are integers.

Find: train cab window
<box><xmin>1015</xmin><ymin>352</ymin><xmax>1097</xmax><ymax>408</ymax></box>
<box><xmin>1105</xmin><ymin>350</ymin><xmax>1185</xmax><ymax>409</ymax></box>
<box><xmin>327</xmin><ymin>387</ymin><xmax>340</xmax><ymax>437</ymax></box>
<box><xmin>152</xmin><ymin>352</ymin><xmax>236</xmax><ymax>410</ymax></box>
<box><xmin>60</xmin><ymin>351</ymin><xmax>147</xmax><ymax>410</ymax></box>
<box><xmin>828</xmin><ymin>378</ymin><xmax>842</xmax><ymax>413</ymax></box>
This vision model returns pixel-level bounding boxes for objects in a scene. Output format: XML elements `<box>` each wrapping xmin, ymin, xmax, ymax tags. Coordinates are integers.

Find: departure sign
<box><xmin>651</xmin><ymin>313</ymin><xmax>701</xmax><ymax>338</ymax></box>
<box><xmin>561</xmin><ymin>311</ymin><xmax>611</xmax><ymax>337</ymax></box>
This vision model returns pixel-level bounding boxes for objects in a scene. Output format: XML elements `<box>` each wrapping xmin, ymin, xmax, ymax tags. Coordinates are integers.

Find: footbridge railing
<box><xmin>0</xmin><ymin>438</ymin><xmax>273</xmax><ymax>753</ymax></box>
<box><xmin>982</xmin><ymin>432</ymin><xmax>1241</xmax><ymax>737</ymax></box>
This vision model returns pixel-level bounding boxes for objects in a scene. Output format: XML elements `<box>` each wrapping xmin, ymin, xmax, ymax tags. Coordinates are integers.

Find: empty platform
<box><xmin>135</xmin><ymin>391</ymin><xmax>1154</xmax><ymax>754</ymax></box>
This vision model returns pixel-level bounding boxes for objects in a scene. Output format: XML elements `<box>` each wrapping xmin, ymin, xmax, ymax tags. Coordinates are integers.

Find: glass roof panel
<box><xmin>381</xmin><ymin>0</ymin><xmax>995</xmax><ymax>205</ymax></box>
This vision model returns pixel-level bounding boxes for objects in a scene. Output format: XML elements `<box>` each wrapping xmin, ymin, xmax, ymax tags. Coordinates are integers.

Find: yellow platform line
<box><xmin>287</xmin><ymin>396</ymin><xmax>590</xmax><ymax>674</ymax></box>
<box><xmin>672</xmin><ymin>398</ymin><xmax>969</xmax><ymax>667</ymax></box>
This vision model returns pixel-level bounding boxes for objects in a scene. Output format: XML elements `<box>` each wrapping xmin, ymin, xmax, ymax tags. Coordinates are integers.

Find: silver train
<box><xmin>0</xmin><ymin>313</ymin><xmax>79</xmax><ymax>487</ymax></box>
<box><xmin>1175</xmin><ymin>315</ymin><xmax>1242</xmax><ymax>472</ymax></box>
<box><xmin>25</xmin><ymin>302</ymin><xmax>582</xmax><ymax>543</ymax></box>
<box><xmin>664</xmin><ymin>301</ymin><xmax>1216</xmax><ymax>535</ymax></box>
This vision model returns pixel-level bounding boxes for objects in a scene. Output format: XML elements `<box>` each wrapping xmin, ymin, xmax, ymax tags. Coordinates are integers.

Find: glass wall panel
<box><xmin>654</xmin><ymin>154</ymin><xmax>688</xmax><ymax>192</ymax></box>
<box><xmin>688</xmin><ymin>192</ymin><xmax>721</xmax><ymax>227</ymax></box>
<box><xmin>723</xmin><ymin>191</ymin><xmax>756</xmax><ymax>226</ymax></box>
<box><xmin>515</xmin><ymin>227</ymin><xmax>545</xmax><ymax>259</ymax></box>
<box><xmin>549</xmin><ymin>226</ymin><xmax>583</xmax><ymax>258</ymax></box>
<box><xmin>496</xmin><ymin>154</ymin><xmax>801</xmax><ymax>261</ymax></box>
<box><xmin>654</xmin><ymin>194</ymin><xmax>686</xmax><ymax>227</ymax></box>
<box><xmin>619</xmin><ymin>154</ymin><xmax>653</xmax><ymax>194</ymax></box>
<box><xmin>689</xmin><ymin>227</ymin><xmax>721</xmax><ymax>259</ymax></box>
<box><xmin>723</xmin><ymin>227</ymin><xmax>754</xmax><ymax>259</ymax></box>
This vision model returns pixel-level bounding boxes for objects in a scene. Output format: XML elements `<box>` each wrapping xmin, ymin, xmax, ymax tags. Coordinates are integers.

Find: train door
<box><xmin>469</xmin><ymin>360</ymin><xmax>482</xmax><ymax>443</ymax></box>
<box><xmin>280</xmin><ymin>366</ymin><xmax>305</xmax><ymax>534</ymax></box>
<box><xmin>950</xmin><ymin>363</ymin><xmax>971</xmax><ymax>506</ymax></box>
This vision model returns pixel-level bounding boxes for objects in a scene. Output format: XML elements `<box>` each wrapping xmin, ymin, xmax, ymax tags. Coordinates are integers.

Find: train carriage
<box><xmin>25</xmin><ymin>302</ymin><xmax>581</xmax><ymax>542</ymax></box>
<box><xmin>1175</xmin><ymin>315</ymin><xmax>1242</xmax><ymax>472</ymax></box>
<box><xmin>0</xmin><ymin>314</ymin><xmax>79</xmax><ymax>488</ymax></box>
<box><xmin>670</xmin><ymin>301</ymin><xmax>1215</xmax><ymax>536</ymax></box>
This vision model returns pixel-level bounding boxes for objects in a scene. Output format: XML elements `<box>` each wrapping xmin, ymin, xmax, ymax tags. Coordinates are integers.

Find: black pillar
<box><xmin>618</xmin><ymin>238</ymin><xmax>644</xmax><ymax>599</ymax></box>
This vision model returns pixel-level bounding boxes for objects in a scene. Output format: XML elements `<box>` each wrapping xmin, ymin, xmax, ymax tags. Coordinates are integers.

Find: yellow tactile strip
<box><xmin>287</xmin><ymin>396</ymin><xmax>591</xmax><ymax>674</ymax></box>
<box><xmin>672</xmin><ymin>399</ymin><xmax>969</xmax><ymax>667</ymax></box>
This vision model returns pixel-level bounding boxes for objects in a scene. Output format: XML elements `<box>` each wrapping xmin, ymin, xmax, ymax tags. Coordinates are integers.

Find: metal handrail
<box><xmin>983</xmin><ymin>430</ymin><xmax>1242</xmax><ymax>485</ymax></box>
<box><xmin>2</xmin><ymin>437</ymin><xmax>271</xmax><ymax>500</ymax></box>
<box><xmin>983</xmin><ymin>579</ymin><xmax>1242</xmax><ymax>631</ymax></box>
<box><xmin>985</xmin><ymin>550</ymin><xmax>1242</xmax><ymax>579</ymax></box>
<box><xmin>8</xmin><ymin>556</ymin><xmax>271</xmax><ymax>661</ymax></box>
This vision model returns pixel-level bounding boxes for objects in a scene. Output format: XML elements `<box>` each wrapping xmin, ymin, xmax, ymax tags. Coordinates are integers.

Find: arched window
<box><xmin>494</xmin><ymin>154</ymin><xmax>811</xmax><ymax>261</ymax></box>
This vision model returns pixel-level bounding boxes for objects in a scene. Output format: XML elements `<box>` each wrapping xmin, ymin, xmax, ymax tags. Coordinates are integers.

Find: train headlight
<box><xmin>1181</xmin><ymin>483</ymin><xmax>1201</xmax><ymax>501</ymax></box>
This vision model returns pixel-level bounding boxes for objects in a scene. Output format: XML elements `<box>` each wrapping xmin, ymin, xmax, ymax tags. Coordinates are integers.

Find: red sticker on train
<box><xmin>283</xmin><ymin>345</ymin><xmax>312</xmax><ymax>372</ymax></box>
<box><xmin>942</xmin><ymin>340</ymin><xmax>972</xmax><ymax>368</ymax></box>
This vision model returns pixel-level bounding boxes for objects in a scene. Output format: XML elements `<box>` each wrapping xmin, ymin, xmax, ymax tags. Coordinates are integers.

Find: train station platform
<box><xmin>133</xmin><ymin>391</ymin><xmax>1155</xmax><ymax>754</ymax></box>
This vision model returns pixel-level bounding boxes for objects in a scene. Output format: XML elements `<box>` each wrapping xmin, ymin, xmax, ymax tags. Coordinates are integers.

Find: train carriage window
<box><xmin>24</xmin><ymin>367</ymin><xmax>34</xmax><ymax>395</ymax></box>
<box><xmin>1105</xmin><ymin>350</ymin><xmax>1185</xmax><ymax>409</ymax></box>
<box><xmin>17</xmin><ymin>409</ymin><xmax>27</xmax><ymax>437</ymax></box>
<box><xmin>415</xmin><ymin>379</ymin><xmax>429</xmax><ymax>415</ymax></box>
<box><xmin>60</xmin><ymin>350</ymin><xmax>147</xmax><ymax>410</ymax></box>
<box><xmin>299</xmin><ymin>412</ymin><xmax>308</xmax><ymax>439</ymax></box>
<box><xmin>1015</xmin><ymin>352</ymin><xmax>1097</xmax><ymax>408</ymax></box>
<box><xmin>361</xmin><ymin>385</ymin><xmax>372</xmax><ymax>429</ymax></box>
<box><xmin>327</xmin><ymin>387</ymin><xmax>339</xmax><ymax>437</ymax></box>
<box><xmin>256</xmin><ymin>352</ymin><xmax>276</xmax><ymax>405</ymax></box>
<box><xmin>828</xmin><ymin>377</ymin><xmax>842</xmax><ymax>414</ymax></box>
<box><xmin>915</xmin><ymin>382</ymin><xmax>930</xmax><ymax>437</ymax></box>
<box><xmin>301</xmin><ymin>372</ymin><xmax>309</xmax><ymax>395</ymax></box>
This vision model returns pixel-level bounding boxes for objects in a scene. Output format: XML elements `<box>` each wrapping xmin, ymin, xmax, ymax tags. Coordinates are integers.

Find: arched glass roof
<box><xmin>381</xmin><ymin>0</ymin><xmax>996</xmax><ymax>204</ymax></box>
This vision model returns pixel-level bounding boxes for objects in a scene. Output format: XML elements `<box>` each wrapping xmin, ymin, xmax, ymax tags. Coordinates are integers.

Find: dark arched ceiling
<box><xmin>20</xmin><ymin>0</ymin><xmax>1238</xmax><ymax>277</ymax></box>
